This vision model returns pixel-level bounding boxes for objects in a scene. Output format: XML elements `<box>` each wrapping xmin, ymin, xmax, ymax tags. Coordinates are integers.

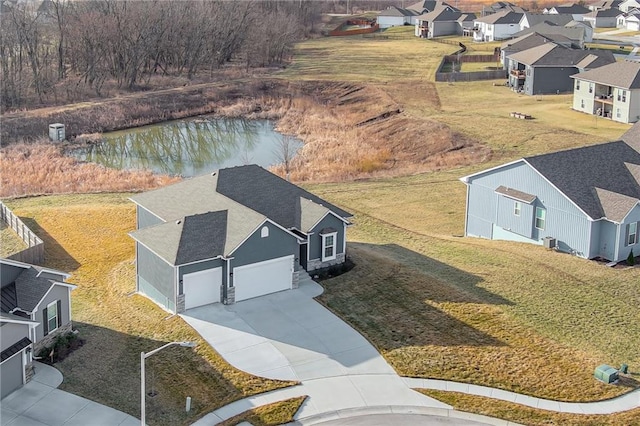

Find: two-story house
<box><xmin>473</xmin><ymin>10</ymin><xmax>523</xmax><ymax>41</ymax></box>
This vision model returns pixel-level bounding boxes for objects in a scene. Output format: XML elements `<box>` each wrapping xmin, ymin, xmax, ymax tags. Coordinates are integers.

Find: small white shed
<box><xmin>49</xmin><ymin>123</ymin><xmax>65</xmax><ymax>142</ymax></box>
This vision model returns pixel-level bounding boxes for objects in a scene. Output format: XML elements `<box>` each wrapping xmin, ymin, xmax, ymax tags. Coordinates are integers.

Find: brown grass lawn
<box><xmin>218</xmin><ymin>397</ymin><xmax>306</xmax><ymax>426</ymax></box>
<box><xmin>307</xmin><ymin>172</ymin><xmax>640</xmax><ymax>403</ymax></box>
<box><xmin>0</xmin><ymin>222</ymin><xmax>27</xmax><ymax>257</ymax></box>
<box><xmin>4</xmin><ymin>194</ymin><xmax>293</xmax><ymax>426</ymax></box>
<box><xmin>420</xmin><ymin>390</ymin><xmax>640</xmax><ymax>425</ymax></box>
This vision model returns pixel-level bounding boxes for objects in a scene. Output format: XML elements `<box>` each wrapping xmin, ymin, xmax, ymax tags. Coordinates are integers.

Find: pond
<box><xmin>71</xmin><ymin>118</ymin><xmax>302</xmax><ymax>177</ymax></box>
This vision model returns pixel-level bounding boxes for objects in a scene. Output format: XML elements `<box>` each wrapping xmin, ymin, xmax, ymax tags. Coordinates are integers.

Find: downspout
<box><xmin>174</xmin><ymin>266</ymin><xmax>179</xmax><ymax>313</ymax></box>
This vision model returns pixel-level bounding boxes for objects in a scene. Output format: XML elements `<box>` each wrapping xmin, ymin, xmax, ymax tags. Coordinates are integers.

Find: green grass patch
<box><xmin>4</xmin><ymin>194</ymin><xmax>293</xmax><ymax>426</ymax></box>
<box><xmin>419</xmin><ymin>390</ymin><xmax>640</xmax><ymax>425</ymax></box>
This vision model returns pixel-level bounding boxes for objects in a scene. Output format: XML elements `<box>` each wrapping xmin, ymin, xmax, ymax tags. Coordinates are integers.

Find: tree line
<box><xmin>0</xmin><ymin>0</ymin><xmax>321</xmax><ymax>110</ymax></box>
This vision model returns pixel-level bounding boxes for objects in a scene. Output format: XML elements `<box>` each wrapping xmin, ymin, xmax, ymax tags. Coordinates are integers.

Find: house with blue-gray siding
<box><xmin>460</xmin><ymin>125</ymin><xmax>640</xmax><ymax>262</ymax></box>
<box><xmin>1</xmin><ymin>258</ymin><xmax>76</xmax><ymax>399</ymax></box>
<box><xmin>129</xmin><ymin>165</ymin><xmax>352</xmax><ymax>313</ymax></box>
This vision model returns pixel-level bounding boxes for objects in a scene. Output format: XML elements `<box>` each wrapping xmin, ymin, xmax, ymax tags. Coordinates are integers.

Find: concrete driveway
<box><xmin>180</xmin><ymin>279</ymin><xmax>395</xmax><ymax>382</ymax></box>
<box><xmin>1</xmin><ymin>362</ymin><xmax>138</xmax><ymax>426</ymax></box>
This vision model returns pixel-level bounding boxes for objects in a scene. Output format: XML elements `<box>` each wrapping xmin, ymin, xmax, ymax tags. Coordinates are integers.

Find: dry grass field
<box><xmin>0</xmin><ymin>222</ymin><xmax>26</xmax><ymax>257</ymax></box>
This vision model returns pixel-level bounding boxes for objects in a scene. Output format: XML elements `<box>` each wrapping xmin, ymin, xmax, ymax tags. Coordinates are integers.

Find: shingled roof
<box><xmin>130</xmin><ymin>165</ymin><xmax>353</xmax><ymax>265</ymax></box>
<box><xmin>508</xmin><ymin>42</ymin><xmax>614</xmax><ymax>68</ymax></box>
<box><xmin>523</xmin><ymin>12</ymin><xmax>574</xmax><ymax>27</ymax></box>
<box><xmin>570</xmin><ymin>60</ymin><xmax>640</xmax><ymax>89</ymax></box>
<box><xmin>524</xmin><ymin>141</ymin><xmax>640</xmax><ymax>221</ymax></box>
<box><xmin>475</xmin><ymin>10</ymin><xmax>523</xmax><ymax>24</ymax></box>
<box><xmin>379</xmin><ymin>6</ymin><xmax>417</xmax><ymax>17</ymax></box>
<box><xmin>0</xmin><ymin>260</ymin><xmax>74</xmax><ymax>314</ymax></box>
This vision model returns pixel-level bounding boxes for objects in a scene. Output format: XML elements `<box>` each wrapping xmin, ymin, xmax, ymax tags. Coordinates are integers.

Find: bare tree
<box><xmin>273</xmin><ymin>134</ymin><xmax>298</xmax><ymax>180</ymax></box>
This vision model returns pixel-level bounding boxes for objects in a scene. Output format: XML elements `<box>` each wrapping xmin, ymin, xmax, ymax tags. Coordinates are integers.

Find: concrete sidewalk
<box><xmin>403</xmin><ymin>377</ymin><xmax>640</xmax><ymax>415</ymax></box>
<box><xmin>1</xmin><ymin>362</ymin><xmax>138</xmax><ymax>426</ymax></box>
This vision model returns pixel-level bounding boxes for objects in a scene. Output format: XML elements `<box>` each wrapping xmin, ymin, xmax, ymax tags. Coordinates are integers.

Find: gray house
<box><xmin>583</xmin><ymin>7</ymin><xmax>622</xmax><ymax>27</ymax></box>
<box><xmin>415</xmin><ymin>9</ymin><xmax>476</xmax><ymax>38</ymax></box>
<box><xmin>130</xmin><ymin>165</ymin><xmax>352</xmax><ymax>313</ymax></box>
<box><xmin>501</xmin><ymin>32</ymin><xmax>576</xmax><ymax>70</ymax></box>
<box><xmin>507</xmin><ymin>42</ymin><xmax>614</xmax><ymax>95</ymax></box>
<box><xmin>460</xmin><ymin>127</ymin><xmax>640</xmax><ymax>262</ymax></box>
<box><xmin>1</xmin><ymin>258</ymin><xmax>75</xmax><ymax>399</ymax></box>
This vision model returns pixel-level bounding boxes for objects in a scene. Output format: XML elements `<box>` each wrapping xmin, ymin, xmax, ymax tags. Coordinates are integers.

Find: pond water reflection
<box><xmin>72</xmin><ymin>118</ymin><xmax>302</xmax><ymax>176</ymax></box>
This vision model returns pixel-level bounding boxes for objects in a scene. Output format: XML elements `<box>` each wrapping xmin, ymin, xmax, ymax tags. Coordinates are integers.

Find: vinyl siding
<box><xmin>1</xmin><ymin>351</ymin><xmax>24</xmax><ymax>398</ymax></box>
<box><xmin>465</xmin><ymin>161</ymin><xmax>593</xmax><ymax>256</ymax></box>
<box><xmin>35</xmin><ymin>285</ymin><xmax>71</xmax><ymax>342</ymax></box>
<box><xmin>136</xmin><ymin>242</ymin><xmax>175</xmax><ymax>310</ymax></box>
<box><xmin>596</xmin><ymin>220</ymin><xmax>617</xmax><ymax>260</ymax></box>
<box><xmin>0</xmin><ymin>322</ymin><xmax>30</xmax><ymax>353</ymax></box>
<box><xmin>617</xmin><ymin>204</ymin><xmax>640</xmax><ymax>260</ymax></box>
<box><xmin>626</xmin><ymin>89</ymin><xmax>640</xmax><ymax>123</ymax></box>
<box><xmin>529</xmin><ymin>66</ymin><xmax>578</xmax><ymax>95</ymax></box>
<box><xmin>230</xmin><ymin>222</ymin><xmax>298</xmax><ymax>271</ymax></box>
<box><xmin>432</xmin><ymin>21</ymin><xmax>458</xmax><ymax>37</ymax></box>
<box><xmin>137</xmin><ymin>205</ymin><xmax>164</xmax><ymax>230</ymax></box>
<box><xmin>308</xmin><ymin>214</ymin><xmax>346</xmax><ymax>261</ymax></box>
<box><xmin>572</xmin><ymin>78</ymin><xmax>596</xmax><ymax>114</ymax></box>
<box><xmin>496</xmin><ymin>195</ymin><xmax>534</xmax><ymax>238</ymax></box>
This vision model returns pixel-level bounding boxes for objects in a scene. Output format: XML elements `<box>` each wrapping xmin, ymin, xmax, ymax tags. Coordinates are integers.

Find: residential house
<box><xmin>415</xmin><ymin>9</ymin><xmax>476</xmax><ymax>38</ymax></box>
<box><xmin>378</xmin><ymin>6</ymin><xmax>419</xmax><ymax>28</ymax></box>
<box><xmin>129</xmin><ymin>165</ymin><xmax>353</xmax><ymax>313</ymax></box>
<box><xmin>619</xmin><ymin>0</ymin><xmax>640</xmax><ymax>12</ymax></box>
<box><xmin>482</xmin><ymin>1</ymin><xmax>527</xmax><ymax>15</ymax></box>
<box><xmin>473</xmin><ymin>10</ymin><xmax>524</xmax><ymax>41</ymax></box>
<box><xmin>587</xmin><ymin>0</ymin><xmax>623</xmax><ymax>10</ymax></box>
<box><xmin>583</xmin><ymin>7</ymin><xmax>622</xmax><ymax>26</ymax></box>
<box><xmin>571</xmin><ymin>60</ymin><xmax>640</xmax><ymax>123</ymax></box>
<box><xmin>617</xmin><ymin>8</ymin><xmax>640</xmax><ymax>29</ymax></box>
<box><xmin>501</xmin><ymin>32</ymin><xmax>576</xmax><ymax>69</ymax></box>
<box><xmin>1</xmin><ymin>258</ymin><xmax>76</xmax><ymax>399</ymax></box>
<box><xmin>544</xmin><ymin>3</ymin><xmax>591</xmax><ymax>19</ymax></box>
<box><xmin>507</xmin><ymin>43</ymin><xmax>614</xmax><ymax>95</ymax></box>
<box><xmin>513</xmin><ymin>21</ymin><xmax>589</xmax><ymax>45</ymax></box>
<box><xmin>519</xmin><ymin>12</ymin><xmax>574</xmax><ymax>31</ymax></box>
<box><xmin>406</xmin><ymin>0</ymin><xmax>459</xmax><ymax>14</ymax></box>
<box><xmin>565</xmin><ymin>20</ymin><xmax>594</xmax><ymax>42</ymax></box>
<box><xmin>460</xmin><ymin>129</ymin><xmax>640</xmax><ymax>263</ymax></box>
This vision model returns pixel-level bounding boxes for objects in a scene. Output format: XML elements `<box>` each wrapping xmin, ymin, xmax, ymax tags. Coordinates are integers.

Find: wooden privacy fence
<box><xmin>435</xmin><ymin>51</ymin><xmax>506</xmax><ymax>82</ymax></box>
<box><xmin>1</xmin><ymin>201</ymin><xmax>44</xmax><ymax>265</ymax></box>
<box><xmin>329</xmin><ymin>23</ymin><xmax>380</xmax><ymax>36</ymax></box>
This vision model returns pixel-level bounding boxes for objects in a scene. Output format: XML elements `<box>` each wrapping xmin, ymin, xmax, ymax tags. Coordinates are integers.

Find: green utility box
<box><xmin>594</xmin><ymin>365</ymin><xmax>619</xmax><ymax>384</ymax></box>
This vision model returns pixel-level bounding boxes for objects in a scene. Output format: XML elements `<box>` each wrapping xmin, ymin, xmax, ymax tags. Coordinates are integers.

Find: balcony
<box><xmin>595</xmin><ymin>94</ymin><xmax>613</xmax><ymax>105</ymax></box>
<box><xmin>510</xmin><ymin>69</ymin><xmax>525</xmax><ymax>79</ymax></box>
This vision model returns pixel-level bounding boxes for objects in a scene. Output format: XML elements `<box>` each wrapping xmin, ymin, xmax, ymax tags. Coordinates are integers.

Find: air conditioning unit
<box><xmin>594</xmin><ymin>364</ymin><xmax>619</xmax><ymax>384</ymax></box>
<box><xmin>543</xmin><ymin>236</ymin><xmax>556</xmax><ymax>249</ymax></box>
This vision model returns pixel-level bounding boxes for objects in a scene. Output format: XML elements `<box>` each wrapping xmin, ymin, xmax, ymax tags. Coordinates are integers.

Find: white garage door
<box><xmin>183</xmin><ymin>268</ymin><xmax>221</xmax><ymax>309</ymax></box>
<box><xmin>233</xmin><ymin>255</ymin><xmax>294</xmax><ymax>302</ymax></box>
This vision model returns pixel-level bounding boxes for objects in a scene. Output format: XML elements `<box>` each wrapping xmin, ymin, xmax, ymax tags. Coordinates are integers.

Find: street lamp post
<box><xmin>141</xmin><ymin>341</ymin><xmax>196</xmax><ymax>426</ymax></box>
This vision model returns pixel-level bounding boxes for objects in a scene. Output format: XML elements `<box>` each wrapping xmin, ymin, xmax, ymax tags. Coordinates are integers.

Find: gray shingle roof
<box><xmin>523</xmin><ymin>12</ymin><xmax>574</xmax><ymax>26</ymax></box>
<box><xmin>584</xmin><ymin>7</ymin><xmax>622</xmax><ymax>16</ymax></box>
<box><xmin>0</xmin><ymin>263</ymin><xmax>68</xmax><ymax>314</ymax></box>
<box><xmin>570</xmin><ymin>60</ymin><xmax>640</xmax><ymax>89</ymax></box>
<box><xmin>379</xmin><ymin>6</ymin><xmax>415</xmax><ymax>17</ymax></box>
<box><xmin>417</xmin><ymin>8</ymin><xmax>464</xmax><ymax>22</ymax></box>
<box><xmin>551</xmin><ymin>5</ymin><xmax>591</xmax><ymax>14</ymax></box>
<box><xmin>1</xmin><ymin>337</ymin><xmax>31</xmax><ymax>362</ymax></box>
<box><xmin>508</xmin><ymin>42</ymin><xmax>613</xmax><ymax>67</ymax></box>
<box><xmin>623</xmin><ymin>122</ymin><xmax>640</xmax><ymax>152</ymax></box>
<box><xmin>407</xmin><ymin>0</ymin><xmax>457</xmax><ymax>12</ymax></box>
<box><xmin>501</xmin><ymin>32</ymin><xmax>570</xmax><ymax>54</ymax></box>
<box><xmin>475</xmin><ymin>10</ymin><xmax>524</xmax><ymax>24</ymax></box>
<box><xmin>524</xmin><ymin>141</ymin><xmax>640</xmax><ymax>221</ymax></box>
<box><xmin>130</xmin><ymin>166</ymin><xmax>352</xmax><ymax>265</ymax></box>
<box><xmin>215</xmin><ymin>165</ymin><xmax>351</xmax><ymax>230</ymax></box>
<box><xmin>512</xmin><ymin>22</ymin><xmax>586</xmax><ymax>42</ymax></box>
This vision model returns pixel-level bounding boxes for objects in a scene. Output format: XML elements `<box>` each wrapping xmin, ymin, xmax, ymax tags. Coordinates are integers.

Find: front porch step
<box><xmin>297</xmin><ymin>269</ymin><xmax>315</xmax><ymax>286</ymax></box>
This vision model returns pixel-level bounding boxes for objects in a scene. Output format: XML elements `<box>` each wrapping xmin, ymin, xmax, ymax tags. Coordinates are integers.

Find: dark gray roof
<box><xmin>587</xmin><ymin>0</ymin><xmax>622</xmax><ymax>7</ymax></box>
<box><xmin>1</xmin><ymin>337</ymin><xmax>31</xmax><ymax>362</ymax></box>
<box><xmin>495</xmin><ymin>186</ymin><xmax>537</xmax><ymax>203</ymax></box>
<box><xmin>509</xmin><ymin>42</ymin><xmax>614</xmax><ymax>68</ymax></box>
<box><xmin>585</xmin><ymin>7</ymin><xmax>622</xmax><ymax>16</ymax></box>
<box><xmin>523</xmin><ymin>12</ymin><xmax>574</xmax><ymax>26</ymax></box>
<box><xmin>176</xmin><ymin>211</ymin><xmax>227</xmax><ymax>265</ymax></box>
<box><xmin>571</xmin><ymin>60</ymin><xmax>640</xmax><ymax>89</ymax></box>
<box><xmin>512</xmin><ymin>22</ymin><xmax>586</xmax><ymax>42</ymax></box>
<box><xmin>216</xmin><ymin>165</ymin><xmax>351</xmax><ymax>230</ymax></box>
<box><xmin>418</xmin><ymin>8</ymin><xmax>464</xmax><ymax>22</ymax></box>
<box><xmin>475</xmin><ymin>10</ymin><xmax>524</xmax><ymax>24</ymax></box>
<box><xmin>550</xmin><ymin>5</ymin><xmax>591</xmax><ymax>14</ymax></box>
<box><xmin>502</xmin><ymin>32</ymin><xmax>572</xmax><ymax>54</ymax></box>
<box><xmin>524</xmin><ymin>141</ymin><xmax>640</xmax><ymax>220</ymax></box>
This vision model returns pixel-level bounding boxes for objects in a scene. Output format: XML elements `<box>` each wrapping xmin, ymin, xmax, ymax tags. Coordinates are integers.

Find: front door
<box><xmin>299</xmin><ymin>243</ymin><xmax>308</xmax><ymax>270</ymax></box>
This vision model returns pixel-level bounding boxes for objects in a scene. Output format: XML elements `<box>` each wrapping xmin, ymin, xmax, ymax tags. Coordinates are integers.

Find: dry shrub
<box><xmin>0</xmin><ymin>142</ymin><xmax>180</xmax><ymax>198</ymax></box>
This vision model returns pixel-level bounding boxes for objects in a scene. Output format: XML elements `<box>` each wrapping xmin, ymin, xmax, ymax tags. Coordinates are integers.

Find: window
<box><xmin>44</xmin><ymin>301</ymin><xmax>61</xmax><ymax>336</ymax></box>
<box><xmin>589</xmin><ymin>83</ymin><xmax>593</xmax><ymax>94</ymax></box>
<box><xmin>260</xmin><ymin>226</ymin><xmax>269</xmax><ymax>238</ymax></box>
<box><xmin>535</xmin><ymin>207</ymin><xmax>546</xmax><ymax>230</ymax></box>
<box><xmin>629</xmin><ymin>222</ymin><xmax>638</xmax><ymax>246</ymax></box>
<box><xmin>616</xmin><ymin>108</ymin><xmax>621</xmax><ymax>118</ymax></box>
<box><xmin>514</xmin><ymin>201</ymin><xmax>521</xmax><ymax>216</ymax></box>
<box><xmin>321</xmin><ymin>232</ymin><xmax>337</xmax><ymax>261</ymax></box>
<box><xmin>621</xmin><ymin>90</ymin><xmax>626</xmax><ymax>102</ymax></box>
<box><xmin>581</xmin><ymin>99</ymin><xmax>584</xmax><ymax>109</ymax></box>
<box><xmin>576</xmin><ymin>80</ymin><xmax>580</xmax><ymax>90</ymax></box>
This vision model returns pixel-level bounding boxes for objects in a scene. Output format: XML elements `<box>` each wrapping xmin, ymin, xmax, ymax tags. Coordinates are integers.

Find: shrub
<box><xmin>37</xmin><ymin>332</ymin><xmax>84</xmax><ymax>364</ymax></box>
<box><xmin>627</xmin><ymin>250</ymin><xmax>635</xmax><ymax>266</ymax></box>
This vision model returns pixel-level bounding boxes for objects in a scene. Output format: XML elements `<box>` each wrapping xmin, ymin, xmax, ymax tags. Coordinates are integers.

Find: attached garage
<box><xmin>233</xmin><ymin>256</ymin><xmax>294</xmax><ymax>302</ymax></box>
<box><xmin>1</xmin><ymin>353</ymin><xmax>24</xmax><ymax>399</ymax></box>
<box><xmin>183</xmin><ymin>268</ymin><xmax>222</xmax><ymax>309</ymax></box>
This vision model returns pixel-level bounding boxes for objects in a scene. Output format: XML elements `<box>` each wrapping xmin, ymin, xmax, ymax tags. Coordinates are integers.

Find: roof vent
<box><xmin>211</xmin><ymin>172</ymin><xmax>217</xmax><ymax>176</ymax></box>
<box><xmin>176</xmin><ymin>220</ymin><xmax>182</xmax><ymax>225</ymax></box>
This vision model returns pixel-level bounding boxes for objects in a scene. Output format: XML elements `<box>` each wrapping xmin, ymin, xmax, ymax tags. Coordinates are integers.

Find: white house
<box><xmin>544</xmin><ymin>4</ymin><xmax>591</xmax><ymax>20</ymax></box>
<box><xmin>617</xmin><ymin>8</ymin><xmax>640</xmax><ymax>29</ymax></box>
<box><xmin>587</xmin><ymin>0</ymin><xmax>622</xmax><ymax>10</ymax></box>
<box><xmin>571</xmin><ymin>60</ymin><xmax>640</xmax><ymax>124</ymax></box>
<box><xmin>378</xmin><ymin>6</ymin><xmax>419</xmax><ymax>28</ymax></box>
<box><xmin>582</xmin><ymin>7</ymin><xmax>622</xmax><ymax>27</ymax></box>
<box><xmin>619</xmin><ymin>0</ymin><xmax>640</xmax><ymax>12</ymax></box>
<box><xmin>519</xmin><ymin>12</ymin><xmax>574</xmax><ymax>31</ymax></box>
<box><xmin>473</xmin><ymin>10</ymin><xmax>523</xmax><ymax>41</ymax></box>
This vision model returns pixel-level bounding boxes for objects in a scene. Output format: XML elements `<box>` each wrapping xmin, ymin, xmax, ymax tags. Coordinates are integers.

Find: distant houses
<box><xmin>617</xmin><ymin>7</ymin><xmax>640</xmax><ymax>29</ymax></box>
<box><xmin>415</xmin><ymin>9</ymin><xmax>476</xmax><ymax>38</ymax></box>
<box><xmin>473</xmin><ymin>10</ymin><xmax>524</xmax><ymax>41</ymax></box>
<box><xmin>571</xmin><ymin>60</ymin><xmax>640</xmax><ymax>123</ymax></box>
